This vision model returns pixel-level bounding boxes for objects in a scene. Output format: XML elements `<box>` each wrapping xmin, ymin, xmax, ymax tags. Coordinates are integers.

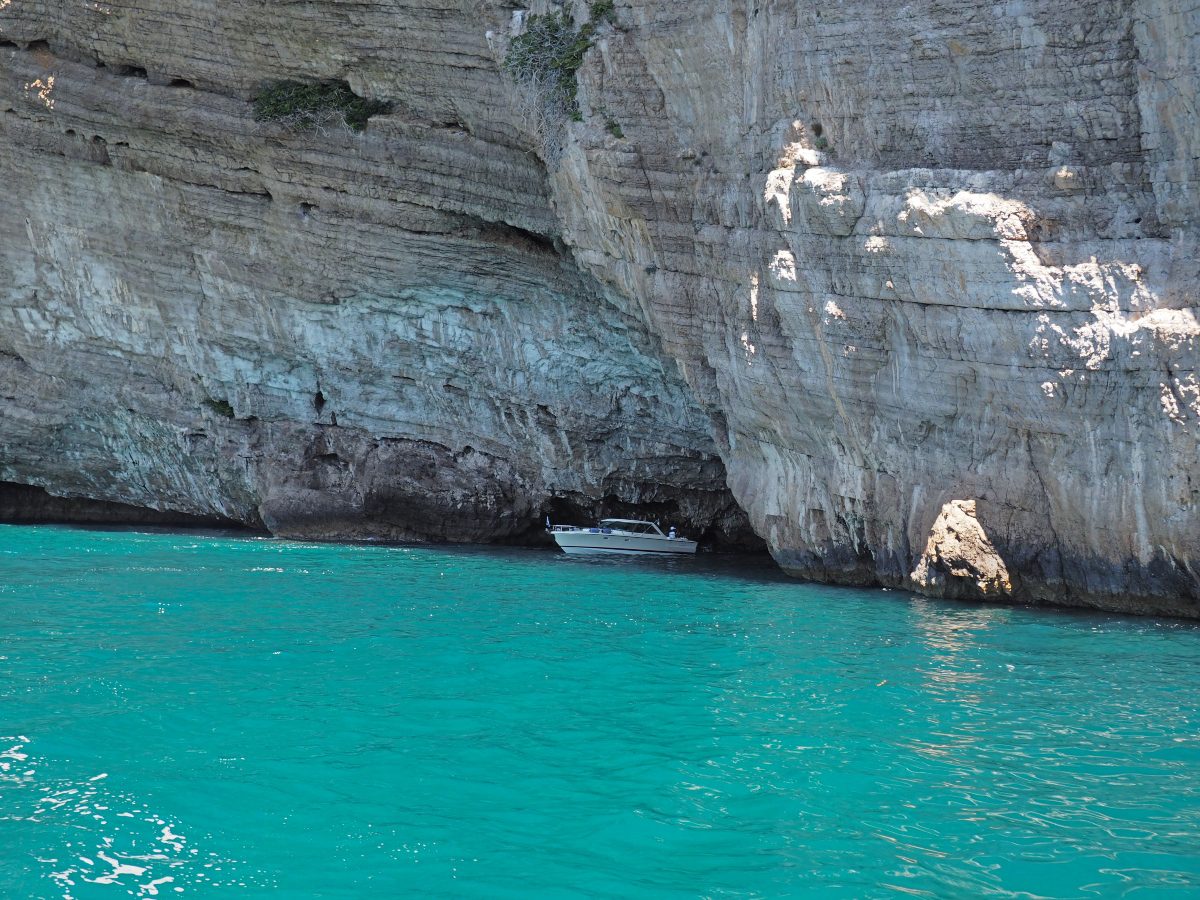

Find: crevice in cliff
<box><xmin>814</xmin><ymin>280</ymin><xmax>1160</xmax><ymax>325</ymax></box>
<box><xmin>460</xmin><ymin>216</ymin><xmax>557</xmax><ymax>255</ymax></box>
<box><xmin>1024</xmin><ymin>431</ymin><xmax>1071</xmax><ymax>603</ymax></box>
<box><xmin>7</xmin><ymin>123</ymin><xmax>116</xmax><ymax>167</ymax></box>
<box><xmin>0</xmin><ymin>481</ymin><xmax>254</xmax><ymax>531</ymax></box>
<box><xmin>365</xmin><ymin>212</ymin><xmax>557</xmax><ymax>254</ymax></box>
<box><xmin>11</xmin><ymin>41</ymin><xmax>217</xmax><ymax>107</ymax></box>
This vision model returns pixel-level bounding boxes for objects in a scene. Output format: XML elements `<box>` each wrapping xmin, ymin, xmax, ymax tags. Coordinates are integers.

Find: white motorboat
<box><xmin>547</xmin><ymin>518</ymin><xmax>698</xmax><ymax>556</ymax></box>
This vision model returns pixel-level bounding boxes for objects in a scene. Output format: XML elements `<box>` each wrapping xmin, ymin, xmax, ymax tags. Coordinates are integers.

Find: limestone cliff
<box><xmin>0</xmin><ymin>1</ymin><xmax>1196</xmax><ymax>614</ymax></box>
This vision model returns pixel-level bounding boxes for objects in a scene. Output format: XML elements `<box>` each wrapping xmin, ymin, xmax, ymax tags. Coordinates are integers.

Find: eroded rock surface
<box><xmin>910</xmin><ymin>500</ymin><xmax>1012</xmax><ymax>601</ymax></box>
<box><xmin>0</xmin><ymin>481</ymin><xmax>243</xmax><ymax>528</ymax></box>
<box><xmin>0</xmin><ymin>9</ymin><xmax>753</xmax><ymax>547</ymax></box>
<box><xmin>0</xmin><ymin>1</ymin><xmax>1196</xmax><ymax>612</ymax></box>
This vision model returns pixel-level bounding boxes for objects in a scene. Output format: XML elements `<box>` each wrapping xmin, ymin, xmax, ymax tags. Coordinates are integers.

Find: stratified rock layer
<box><xmin>0</xmin><ymin>9</ymin><xmax>751</xmax><ymax>547</ymax></box>
<box><xmin>0</xmin><ymin>1</ymin><xmax>1196</xmax><ymax>613</ymax></box>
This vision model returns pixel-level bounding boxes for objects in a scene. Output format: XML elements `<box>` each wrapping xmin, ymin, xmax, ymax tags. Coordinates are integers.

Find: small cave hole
<box><xmin>0</xmin><ymin>40</ymin><xmax>18</xmax><ymax>50</ymax></box>
<box><xmin>26</xmin><ymin>40</ymin><xmax>50</xmax><ymax>52</ymax></box>
<box><xmin>203</xmin><ymin>397</ymin><xmax>235</xmax><ymax>418</ymax></box>
<box><xmin>313</xmin><ymin>390</ymin><xmax>326</xmax><ymax>413</ymax></box>
<box><xmin>299</xmin><ymin>202</ymin><xmax>316</xmax><ymax>218</ymax></box>
<box><xmin>116</xmin><ymin>64</ymin><xmax>148</xmax><ymax>78</ymax></box>
<box><xmin>811</xmin><ymin>121</ymin><xmax>823</xmax><ymax>137</ymax></box>
<box><xmin>168</xmin><ymin>78</ymin><xmax>194</xmax><ymax>88</ymax></box>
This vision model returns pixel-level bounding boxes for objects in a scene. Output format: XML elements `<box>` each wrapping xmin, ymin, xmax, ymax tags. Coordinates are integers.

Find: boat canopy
<box><xmin>598</xmin><ymin>519</ymin><xmax>665</xmax><ymax>535</ymax></box>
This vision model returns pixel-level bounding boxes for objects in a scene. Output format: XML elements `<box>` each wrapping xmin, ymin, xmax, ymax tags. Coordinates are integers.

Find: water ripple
<box><xmin>1</xmin><ymin>736</ymin><xmax>263</xmax><ymax>898</ymax></box>
<box><xmin>1</xmin><ymin>525</ymin><xmax>1199</xmax><ymax>897</ymax></box>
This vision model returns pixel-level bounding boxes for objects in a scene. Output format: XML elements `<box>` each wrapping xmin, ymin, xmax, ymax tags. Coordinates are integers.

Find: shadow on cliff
<box><xmin>0</xmin><ymin>482</ymin><xmax>259</xmax><ymax>532</ymax></box>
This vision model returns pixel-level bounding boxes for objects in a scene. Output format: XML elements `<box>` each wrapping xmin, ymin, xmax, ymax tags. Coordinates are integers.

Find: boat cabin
<box><xmin>598</xmin><ymin>519</ymin><xmax>665</xmax><ymax>536</ymax></box>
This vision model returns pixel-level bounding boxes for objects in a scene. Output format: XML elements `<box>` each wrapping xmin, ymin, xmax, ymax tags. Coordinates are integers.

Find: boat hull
<box><xmin>551</xmin><ymin>529</ymin><xmax>698</xmax><ymax>556</ymax></box>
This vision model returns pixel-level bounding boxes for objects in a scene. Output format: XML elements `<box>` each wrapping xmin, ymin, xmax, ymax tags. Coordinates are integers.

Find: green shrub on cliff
<box><xmin>253</xmin><ymin>81</ymin><xmax>390</xmax><ymax>133</ymax></box>
<box><xmin>504</xmin><ymin>11</ymin><xmax>595</xmax><ymax>121</ymax></box>
<box><xmin>589</xmin><ymin>1</ymin><xmax>616</xmax><ymax>24</ymax></box>
<box><xmin>203</xmin><ymin>397</ymin><xmax>235</xmax><ymax>418</ymax></box>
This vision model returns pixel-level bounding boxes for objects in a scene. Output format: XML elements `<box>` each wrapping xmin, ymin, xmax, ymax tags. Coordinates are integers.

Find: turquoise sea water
<box><xmin>1</xmin><ymin>525</ymin><xmax>1199</xmax><ymax>898</ymax></box>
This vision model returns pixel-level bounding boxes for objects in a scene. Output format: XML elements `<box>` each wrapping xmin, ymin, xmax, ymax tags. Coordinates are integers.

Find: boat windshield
<box><xmin>598</xmin><ymin>519</ymin><xmax>663</xmax><ymax>535</ymax></box>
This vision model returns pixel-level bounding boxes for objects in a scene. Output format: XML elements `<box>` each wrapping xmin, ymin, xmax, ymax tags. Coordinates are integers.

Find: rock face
<box><xmin>0</xmin><ymin>1</ymin><xmax>1196</xmax><ymax>613</ymax></box>
<box><xmin>910</xmin><ymin>500</ymin><xmax>1012</xmax><ymax>602</ymax></box>
<box><xmin>0</xmin><ymin>481</ymin><xmax>241</xmax><ymax>528</ymax></box>
<box><xmin>0</xmin><ymin>4</ymin><xmax>752</xmax><ymax>548</ymax></box>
